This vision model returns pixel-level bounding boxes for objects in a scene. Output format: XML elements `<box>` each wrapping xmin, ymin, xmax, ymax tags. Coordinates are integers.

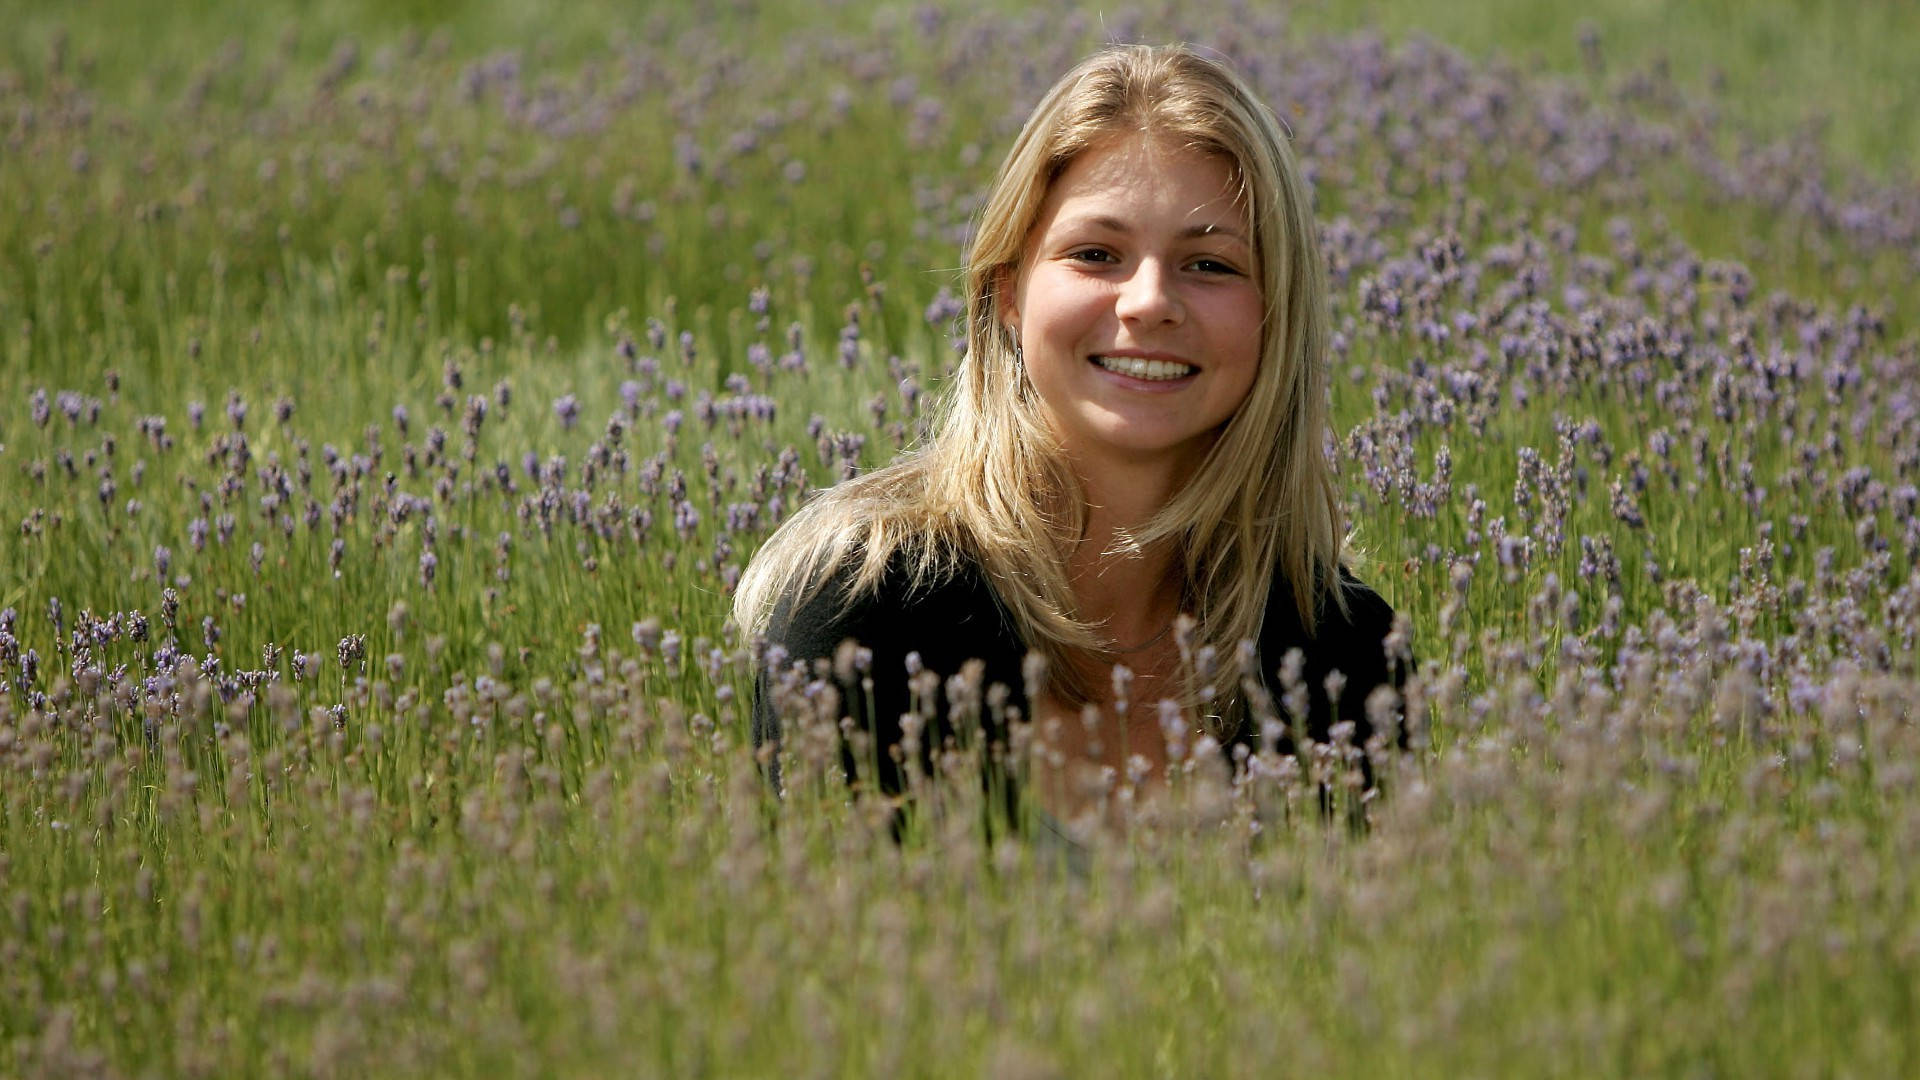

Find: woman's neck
<box><xmin>1066</xmin><ymin>456</ymin><xmax>1189</xmax><ymax>646</ymax></box>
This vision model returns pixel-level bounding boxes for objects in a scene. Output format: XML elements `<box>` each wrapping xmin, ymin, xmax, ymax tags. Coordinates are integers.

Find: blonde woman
<box><xmin>735</xmin><ymin>43</ymin><xmax>1409</xmax><ymax>836</ymax></box>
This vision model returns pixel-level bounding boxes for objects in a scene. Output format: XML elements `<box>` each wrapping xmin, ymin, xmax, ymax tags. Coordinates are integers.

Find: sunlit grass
<box><xmin>2</xmin><ymin>1</ymin><xmax>1917</xmax><ymax>1076</ymax></box>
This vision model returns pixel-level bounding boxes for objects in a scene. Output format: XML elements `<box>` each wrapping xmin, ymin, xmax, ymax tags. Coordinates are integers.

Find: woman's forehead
<box><xmin>1058</xmin><ymin>129</ymin><xmax>1240</xmax><ymax>178</ymax></box>
<box><xmin>1037</xmin><ymin>134</ymin><xmax>1250</xmax><ymax>232</ymax></box>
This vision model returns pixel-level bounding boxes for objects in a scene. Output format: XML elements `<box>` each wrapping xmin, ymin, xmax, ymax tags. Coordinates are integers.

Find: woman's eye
<box><xmin>1068</xmin><ymin>248</ymin><xmax>1115</xmax><ymax>264</ymax></box>
<box><xmin>1190</xmin><ymin>258</ymin><xmax>1241</xmax><ymax>275</ymax></box>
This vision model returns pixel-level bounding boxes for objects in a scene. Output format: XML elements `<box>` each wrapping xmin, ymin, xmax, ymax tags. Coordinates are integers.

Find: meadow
<box><xmin>2</xmin><ymin>0</ymin><xmax>1918</xmax><ymax>1075</ymax></box>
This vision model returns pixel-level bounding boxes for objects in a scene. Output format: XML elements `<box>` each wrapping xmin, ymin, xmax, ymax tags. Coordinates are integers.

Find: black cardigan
<box><xmin>751</xmin><ymin>545</ymin><xmax>1411</xmax><ymax>805</ymax></box>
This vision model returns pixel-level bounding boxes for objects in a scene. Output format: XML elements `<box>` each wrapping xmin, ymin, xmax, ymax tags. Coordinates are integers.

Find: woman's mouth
<box><xmin>1090</xmin><ymin>355</ymin><xmax>1197</xmax><ymax>381</ymax></box>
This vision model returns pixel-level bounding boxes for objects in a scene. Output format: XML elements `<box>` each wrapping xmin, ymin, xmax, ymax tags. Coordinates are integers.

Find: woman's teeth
<box><xmin>1092</xmin><ymin>355</ymin><xmax>1195</xmax><ymax>380</ymax></box>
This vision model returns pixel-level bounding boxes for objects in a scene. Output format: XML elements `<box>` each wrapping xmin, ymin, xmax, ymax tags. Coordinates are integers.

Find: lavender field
<box><xmin>4</xmin><ymin>2</ymin><xmax>1918</xmax><ymax>1076</ymax></box>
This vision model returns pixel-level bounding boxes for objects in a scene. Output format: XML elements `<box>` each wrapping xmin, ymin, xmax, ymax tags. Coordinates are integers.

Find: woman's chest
<box><xmin>1026</xmin><ymin>647</ymin><xmax>1190</xmax><ymax>823</ymax></box>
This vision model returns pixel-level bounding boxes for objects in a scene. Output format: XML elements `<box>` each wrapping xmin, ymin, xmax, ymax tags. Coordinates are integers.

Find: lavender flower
<box><xmin>336</xmin><ymin>634</ymin><xmax>366</xmax><ymax>673</ymax></box>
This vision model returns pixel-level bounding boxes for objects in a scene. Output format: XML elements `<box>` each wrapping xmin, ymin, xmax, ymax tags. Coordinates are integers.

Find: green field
<box><xmin>3</xmin><ymin>1</ymin><xmax>1917</xmax><ymax>1075</ymax></box>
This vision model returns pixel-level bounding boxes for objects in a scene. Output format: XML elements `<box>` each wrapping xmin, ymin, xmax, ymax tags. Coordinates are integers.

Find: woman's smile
<box><xmin>1089</xmin><ymin>351</ymin><xmax>1197</xmax><ymax>383</ymax></box>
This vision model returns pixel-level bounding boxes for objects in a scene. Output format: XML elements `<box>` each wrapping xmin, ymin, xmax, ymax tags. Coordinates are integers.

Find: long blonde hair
<box><xmin>734</xmin><ymin>43</ymin><xmax>1343</xmax><ymax>732</ymax></box>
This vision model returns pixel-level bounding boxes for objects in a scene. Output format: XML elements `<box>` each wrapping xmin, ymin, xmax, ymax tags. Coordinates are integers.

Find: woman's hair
<box><xmin>734</xmin><ymin>43</ymin><xmax>1343</xmax><ymax>733</ymax></box>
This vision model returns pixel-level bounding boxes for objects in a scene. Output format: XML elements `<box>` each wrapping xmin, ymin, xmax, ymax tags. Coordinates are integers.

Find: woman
<box><xmin>734</xmin><ymin>43</ymin><xmax>1409</xmax><ymax>837</ymax></box>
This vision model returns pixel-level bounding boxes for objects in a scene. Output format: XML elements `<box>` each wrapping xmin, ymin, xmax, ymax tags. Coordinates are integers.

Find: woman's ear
<box><xmin>994</xmin><ymin>263</ymin><xmax>1021</xmax><ymax>335</ymax></box>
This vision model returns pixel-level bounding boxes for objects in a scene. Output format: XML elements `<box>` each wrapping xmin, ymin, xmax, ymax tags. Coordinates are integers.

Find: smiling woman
<box><xmin>734</xmin><ymin>43</ymin><xmax>1411</xmax><ymax>840</ymax></box>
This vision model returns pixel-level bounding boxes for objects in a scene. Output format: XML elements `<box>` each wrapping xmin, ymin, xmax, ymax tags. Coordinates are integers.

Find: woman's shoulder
<box><xmin>1258</xmin><ymin>560</ymin><xmax>1402</xmax><ymax>665</ymax></box>
<box><xmin>738</xmin><ymin>455</ymin><xmax>943</xmax><ymax>634</ymax></box>
<box><xmin>1250</xmin><ymin>561</ymin><xmax>1412</xmax><ymax>748</ymax></box>
<box><xmin>762</xmin><ymin>533</ymin><xmax>1004</xmax><ymax>662</ymax></box>
<box><xmin>1331</xmin><ymin>565</ymin><xmax>1398</xmax><ymax>638</ymax></box>
<box><xmin>775</xmin><ymin>536</ymin><xmax>961</xmax><ymax>616</ymax></box>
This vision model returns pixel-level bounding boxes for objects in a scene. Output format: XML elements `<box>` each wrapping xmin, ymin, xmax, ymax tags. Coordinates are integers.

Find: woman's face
<box><xmin>1005</xmin><ymin>132</ymin><xmax>1263</xmax><ymax>478</ymax></box>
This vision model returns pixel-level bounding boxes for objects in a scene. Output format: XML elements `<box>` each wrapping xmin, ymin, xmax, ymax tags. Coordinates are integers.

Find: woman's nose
<box><xmin>1114</xmin><ymin>259</ymin><xmax>1183</xmax><ymax>325</ymax></box>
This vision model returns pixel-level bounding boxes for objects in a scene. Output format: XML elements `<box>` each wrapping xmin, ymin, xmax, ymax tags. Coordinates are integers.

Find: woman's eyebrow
<box><xmin>1061</xmin><ymin>214</ymin><xmax>1249</xmax><ymax>243</ymax></box>
<box><xmin>1184</xmin><ymin>222</ymin><xmax>1249</xmax><ymax>242</ymax></box>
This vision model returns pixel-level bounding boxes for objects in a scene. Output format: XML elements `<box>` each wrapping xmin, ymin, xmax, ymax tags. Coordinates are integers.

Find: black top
<box><xmin>751</xmin><ymin>543</ymin><xmax>1411</xmax><ymax>811</ymax></box>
